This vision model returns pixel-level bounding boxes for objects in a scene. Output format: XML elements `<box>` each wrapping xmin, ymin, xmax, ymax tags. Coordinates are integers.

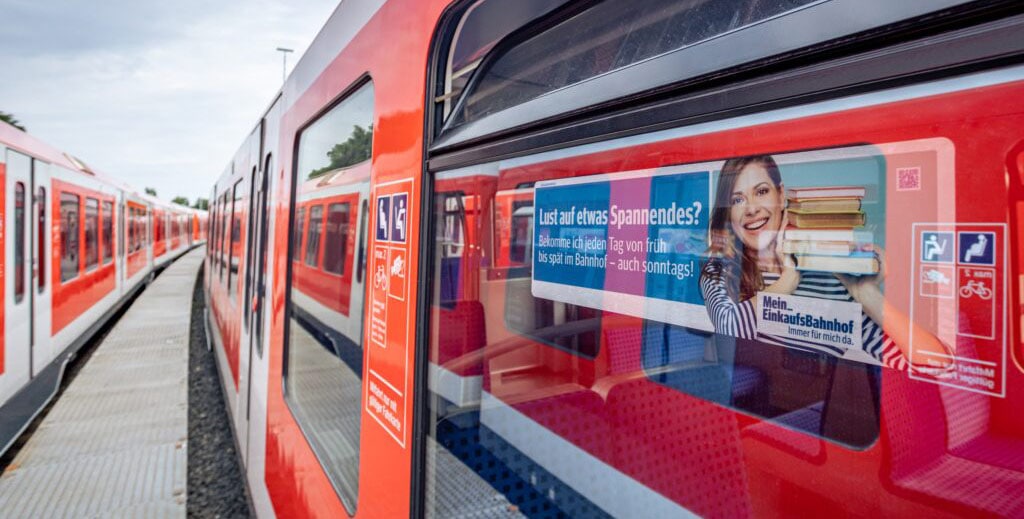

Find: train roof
<box><xmin>0</xmin><ymin>119</ymin><xmax>199</xmax><ymax>212</ymax></box>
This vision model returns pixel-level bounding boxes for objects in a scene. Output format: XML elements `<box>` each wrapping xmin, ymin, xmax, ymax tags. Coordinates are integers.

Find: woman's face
<box><xmin>728</xmin><ymin>163</ymin><xmax>784</xmax><ymax>251</ymax></box>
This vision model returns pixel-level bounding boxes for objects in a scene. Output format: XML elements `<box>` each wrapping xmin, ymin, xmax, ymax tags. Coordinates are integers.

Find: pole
<box><xmin>276</xmin><ymin>47</ymin><xmax>294</xmax><ymax>84</ymax></box>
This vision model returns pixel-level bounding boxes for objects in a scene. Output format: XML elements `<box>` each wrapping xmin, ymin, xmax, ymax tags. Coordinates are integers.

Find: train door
<box><xmin>30</xmin><ymin>160</ymin><xmax>52</xmax><ymax>372</ymax></box>
<box><xmin>4</xmin><ymin>150</ymin><xmax>32</xmax><ymax>383</ymax></box>
<box><xmin>244</xmin><ymin>157</ymin><xmax>270</xmax><ymax>415</ymax></box>
<box><xmin>117</xmin><ymin>196</ymin><xmax>125</xmax><ymax>290</ymax></box>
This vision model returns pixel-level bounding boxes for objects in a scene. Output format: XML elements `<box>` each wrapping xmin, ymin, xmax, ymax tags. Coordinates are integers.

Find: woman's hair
<box><xmin>702</xmin><ymin>155</ymin><xmax>783</xmax><ymax>302</ymax></box>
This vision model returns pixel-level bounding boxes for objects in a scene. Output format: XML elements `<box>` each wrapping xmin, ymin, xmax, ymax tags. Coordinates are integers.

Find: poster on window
<box><xmin>531</xmin><ymin>138</ymin><xmax>1003</xmax><ymax>381</ymax></box>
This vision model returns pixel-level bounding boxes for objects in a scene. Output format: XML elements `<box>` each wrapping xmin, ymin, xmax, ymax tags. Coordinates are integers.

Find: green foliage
<box><xmin>193</xmin><ymin>198</ymin><xmax>209</xmax><ymax>210</ymax></box>
<box><xmin>308</xmin><ymin>124</ymin><xmax>372</xmax><ymax>179</ymax></box>
<box><xmin>0</xmin><ymin>111</ymin><xmax>26</xmax><ymax>131</ymax></box>
<box><xmin>145</xmin><ymin>187</ymin><xmax>158</xmax><ymax>196</ymax></box>
<box><xmin>171</xmin><ymin>196</ymin><xmax>190</xmax><ymax>206</ymax></box>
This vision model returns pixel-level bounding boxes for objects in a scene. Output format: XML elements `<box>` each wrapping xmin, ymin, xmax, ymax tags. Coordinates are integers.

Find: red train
<box><xmin>0</xmin><ymin>120</ymin><xmax>206</xmax><ymax>453</ymax></box>
<box><xmin>204</xmin><ymin>0</ymin><xmax>1024</xmax><ymax>517</ymax></box>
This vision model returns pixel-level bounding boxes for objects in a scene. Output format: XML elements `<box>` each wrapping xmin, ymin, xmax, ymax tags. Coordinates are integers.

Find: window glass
<box><xmin>229</xmin><ymin>181</ymin><xmax>243</xmax><ymax>299</ymax></box>
<box><xmin>441</xmin><ymin>0</ymin><xmax>569</xmax><ymax>119</ymax></box>
<box><xmin>220</xmin><ymin>193</ymin><xmax>230</xmax><ymax>278</ymax></box>
<box><xmin>14</xmin><ymin>183</ymin><xmax>25</xmax><ymax>302</ymax></box>
<box><xmin>85</xmin><ymin>198</ymin><xmax>99</xmax><ymax>270</ymax></box>
<box><xmin>37</xmin><ymin>187</ymin><xmax>45</xmax><ymax>292</ymax></box>
<box><xmin>296</xmin><ymin>83</ymin><xmax>373</xmax><ymax>179</ymax></box>
<box><xmin>424</xmin><ymin>126</ymin><xmax>1000</xmax><ymax>516</ymax></box>
<box><xmin>286</xmin><ymin>80</ymin><xmax>374</xmax><ymax>513</ymax></box>
<box><xmin>323</xmin><ymin>203</ymin><xmax>350</xmax><ymax>275</ymax></box>
<box><xmin>356</xmin><ymin>200</ymin><xmax>369</xmax><ymax>284</ymax></box>
<box><xmin>60</xmin><ymin>192</ymin><xmax>80</xmax><ymax>282</ymax></box>
<box><xmin>103</xmin><ymin>201</ymin><xmax>114</xmax><ymax>264</ymax></box>
<box><xmin>304</xmin><ymin>205</ymin><xmax>323</xmax><ymax>267</ymax></box>
<box><xmin>448</xmin><ymin>0</ymin><xmax>818</xmax><ymax>127</ymax></box>
<box><xmin>129</xmin><ymin>207</ymin><xmax>136</xmax><ymax>252</ymax></box>
<box><xmin>293</xmin><ymin>207</ymin><xmax>305</xmax><ymax>262</ymax></box>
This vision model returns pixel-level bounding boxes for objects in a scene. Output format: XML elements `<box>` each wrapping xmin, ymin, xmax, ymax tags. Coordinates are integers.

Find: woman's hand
<box><xmin>837</xmin><ymin>245</ymin><xmax>886</xmax><ymax>326</ymax></box>
<box><xmin>763</xmin><ymin>209</ymin><xmax>801</xmax><ymax>295</ymax></box>
<box><xmin>774</xmin><ymin>209</ymin><xmax>799</xmax><ymax>273</ymax></box>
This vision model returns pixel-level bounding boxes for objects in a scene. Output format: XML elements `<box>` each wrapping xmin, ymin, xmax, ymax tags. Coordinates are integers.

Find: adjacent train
<box><xmin>204</xmin><ymin>0</ymin><xmax>1024</xmax><ymax>517</ymax></box>
<box><xmin>0</xmin><ymin>120</ymin><xmax>206</xmax><ymax>454</ymax></box>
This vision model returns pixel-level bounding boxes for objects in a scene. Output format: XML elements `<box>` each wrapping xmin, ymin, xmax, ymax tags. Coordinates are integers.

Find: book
<box><xmin>788</xmin><ymin>211</ymin><xmax>865</xmax><ymax>228</ymax></box>
<box><xmin>796</xmin><ymin>251</ymin><xmax>879</xmax><ymax>275</ymax></box>
<box><xmin>782</xmin><ymin>227</ymin><xmax>873</xmax><ymax>242</ymax></box>
<box><xmin>788</xmin><ymin>186</ymin><xmax>866</xmax><ymax>200</ymax></box>
<box><xmin>781</xmin><ymin>240</ymin><xmax>857</xmax><ymax>256</ymax></box>
<box><xmin>787</xmin><ymin>198</ymin><xmax>862</xmax><ymax>213</ymax></box>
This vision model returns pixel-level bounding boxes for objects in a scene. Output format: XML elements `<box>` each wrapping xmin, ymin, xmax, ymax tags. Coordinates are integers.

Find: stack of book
<box><xmin>782</xmin><ymin>186</ymin><xmax>879</xmax><ymax>275</ymax></box>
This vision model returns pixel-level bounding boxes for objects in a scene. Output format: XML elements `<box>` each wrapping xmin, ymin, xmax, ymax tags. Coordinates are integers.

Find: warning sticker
<box><xmin>365</xmin><ymin>179</ymin><xmax>414</xmax><ymax>447</ymax></box>
<box><xmin>910</xmin><ymin>223</ymin><xmax>1007</xmax><ymax>397</ymax></box>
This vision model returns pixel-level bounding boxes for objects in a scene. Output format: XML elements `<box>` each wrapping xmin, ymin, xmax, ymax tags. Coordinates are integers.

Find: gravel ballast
<box><xmin>188</xmin><ymin>266</ymin><xmax>252</xmax><ymax>517</ymax></box>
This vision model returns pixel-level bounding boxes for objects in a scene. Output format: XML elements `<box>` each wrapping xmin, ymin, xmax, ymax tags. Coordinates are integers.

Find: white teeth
<box><xmin>744</xmin><ymin>218</ymin><xmax>768</xmax><ymax>230</ymax></box>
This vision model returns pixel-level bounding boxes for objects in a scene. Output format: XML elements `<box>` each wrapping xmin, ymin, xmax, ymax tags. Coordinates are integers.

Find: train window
<box><xmin>102</xmin><ymin>201</ymin><xmax>113</xmax><ymax>264</ymax></box>
<box><xmin>128</xmin><ymin>208</ymin><xmax>136</xmax><ymax>252</ymax></box>
<box><xmin>439</xmin><ymin>0</ymin><xmax>569</xmax><ymax>119</ymax></box>
<box><xmin>292</xmin><ymin>207</ymin><xmax>305</xmax><ymax>262</ymax></box>
<box><xmin>297</xmin><ymin>84</ymin><xmax>373</xmax><ymax>179</ymax></box>
<box><xmin>60</xmin><ymin>192</ymin><xmax>79</xmax><ymax>282</ymax></box>
<box><xmin>229</xmin><ymin>180</ymin><xmax>243</xmax><ymax>299</ymax></box>
<box><xmin>355</xmin><ymin>199</ymin><xmax>368</xmax><ymax>283</ymax></box>
<box><xmin>304</xmin><ymin>204</ymin><xmax>323</xmax><ymax>267</ymax></box>
<box><xmin>447</xmin><ymin>0</ymin><xmax>818</xmax><ymax>127</ymax></box>
<box><xmin>221</xmin><ymin>193</ymin><xmax>230</xmax><ymax>277</ymax></box>
<box><xmin>84</xmin><ymin>197</ymin><xmax>99</xmax><ymax>271</ymax></box>
<box><xmin>14</xmin><ymin>182</ymin><xmax>25</xmax><ymax>303</ymax></box>
<box><xmin>285</xmin><ymin>79</ymin><xmax>374</xmax><ymax>513</ymax></box>
<box><xmin>37</xmin><ymin>187</ymin><xmax>45</xmax><ymax>292</ymax></box>
<box><xmin>322</xmin><ymin>202</ymin><xmax>350</xmax><ymax>275</ymax></box>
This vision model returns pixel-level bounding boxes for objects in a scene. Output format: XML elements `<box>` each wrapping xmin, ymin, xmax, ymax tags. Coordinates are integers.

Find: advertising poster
<box><xmin>532</xmin><ymin>139</ymin><xmax>1004</xmax><ymax>383</ymax></box>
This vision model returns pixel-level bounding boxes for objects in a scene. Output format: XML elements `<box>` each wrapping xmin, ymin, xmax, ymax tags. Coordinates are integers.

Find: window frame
<box><xmin>322</xmin><ymin>202</ymin><xmax>351</xmax><ymax>276</ymax></box>
<box><xmin>37</xmin><ymin>186</ymin><xmax>46</xmax><ymax>293</ymax></box>
<box><xmin>14</xmin><ymin>182</ymin><xmax>25</xmax><ymax>303</ymax></box>
<box><xmin>84</xmin><ymin>197</ymin><xmax>99</xmax><ymax>271</ymax></box>
<box><xmin>59</xmin><ymin>192</ymin><xmax>81</xmax><ymax>283</ymax></box>
<box><xmin>430</xmin><ymin>0</ymin><xmax>1007</xmax><ymax>162</ymax></box>
<box><xmin>304</xmin><ymin>204</ymin><xmax>324</xmax><ymax>268</ymax></box>
<box><xmin>415</xmin><ymin>3</ymin><xmax>1024</xmax><ymax>517</ymax></box>
<box><xmin>282</xmin><ymin>75</ymin><xmax>375</xmax><ymax>516</ymax></box>
<box><xmin>102</xmin><ymin>200</ymin><xmax>114</xmax><ymax>265</ymax></box>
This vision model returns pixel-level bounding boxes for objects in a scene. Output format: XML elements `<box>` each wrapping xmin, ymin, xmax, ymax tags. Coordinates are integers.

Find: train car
<box><xmin>204</xmin><ymin>1</ymin><xmax>1024</xmax><ymax>517</ymax></box>
<box><xmin>0</xmin><ymin>120</ymin><xmax>204</xmax><ymax>454</ymax></box>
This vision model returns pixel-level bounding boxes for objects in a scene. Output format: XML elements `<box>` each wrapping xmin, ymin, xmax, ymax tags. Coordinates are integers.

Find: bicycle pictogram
<box><xmin>959</xmin><ymin>280</ymin><xmax>993</xmax><ymax>300</ymax></box>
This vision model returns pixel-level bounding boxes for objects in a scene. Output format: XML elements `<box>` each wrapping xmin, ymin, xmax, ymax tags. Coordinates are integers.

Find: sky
<box><xmin>0</xmin><ymin>0</ymin><xmax>339</xmax><ymax>203</ymax></box>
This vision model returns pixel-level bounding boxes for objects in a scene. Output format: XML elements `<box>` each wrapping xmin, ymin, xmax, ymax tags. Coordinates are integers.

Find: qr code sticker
<box><xmin>897</xmin><ymin>167</ymin><xmax>921</xmax><ymax>191</ymax></box>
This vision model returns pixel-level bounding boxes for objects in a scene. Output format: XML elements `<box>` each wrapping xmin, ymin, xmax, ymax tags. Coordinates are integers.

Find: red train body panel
<box><xmin>202</xmin><ymin>1</ymin><xmax>1024</xmax><ymax>518</ymax></box>
<box><xmin>0</xmin><ymin>119</ymin><xmax>206</xmax><ymax>454</ymax></box>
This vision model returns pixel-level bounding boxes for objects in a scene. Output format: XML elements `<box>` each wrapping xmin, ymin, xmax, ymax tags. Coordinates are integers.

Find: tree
<box><xmin>308</xmin><ymin>124</ymin><xmax>372</xmax><ymax>178</ymax></box>
<box><xmin>192</xmin><ymin>198</ymin><xmax>209</xmax><ymax>210</ymax></box>
<box><xmin>0</xmin><ymin>111</ymin><xmax>26</xmax><ymax>131</ymax></box>
<box><xmin>145</xmin><ymin>187</ymin><xmax>157</xmax><ymax>196</ymax></box>
<box><xmin>171</xmin><ymin>196</ymin><xmax>190</xmax><ymax>206</ymax></box>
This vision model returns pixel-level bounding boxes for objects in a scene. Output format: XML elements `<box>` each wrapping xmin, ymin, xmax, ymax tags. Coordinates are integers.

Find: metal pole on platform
<box><xmin>276</xmin><ymin>47</ymin><xmax>294</xmax><ymax>83</ymax></box>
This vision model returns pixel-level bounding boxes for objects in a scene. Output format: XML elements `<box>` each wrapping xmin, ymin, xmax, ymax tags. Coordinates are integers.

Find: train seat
<box><xmin>884</xmin><ymin>371</ymin><xmax>1024</xmax><ymax>516</ymax></box>
<box><xmin>605</xmin><ymin>377</ymin><xmax>751</xmax><ymax>518</ymax></box>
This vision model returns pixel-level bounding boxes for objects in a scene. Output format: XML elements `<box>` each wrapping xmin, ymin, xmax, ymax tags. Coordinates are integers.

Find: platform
<box><xmin>0</xmin><ymin>248</ymin><xmax>204</xmax><ymax>518</ymax></box>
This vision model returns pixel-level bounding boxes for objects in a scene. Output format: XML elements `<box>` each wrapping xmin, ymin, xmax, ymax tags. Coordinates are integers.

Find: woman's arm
<box><xmin>700</xmin><ymin>262</ymin><xmax>757</xmax><ymax>339</ymax></box>
<box><xmin>839</xmin><ymin>247</ymin><xmax>953</xmax><ymax>369</ymax></box>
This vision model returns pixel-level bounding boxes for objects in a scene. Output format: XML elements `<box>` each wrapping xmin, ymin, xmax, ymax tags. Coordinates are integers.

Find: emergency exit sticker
<box><xmin>366</xmin><ymin>179</ymin><xmax>413</xmax><ymax>447</ymax></box>
<box><xmin>910</xmin><ymin>223</ymin><xmax>1006</xmax><ymax>397</ymax></box>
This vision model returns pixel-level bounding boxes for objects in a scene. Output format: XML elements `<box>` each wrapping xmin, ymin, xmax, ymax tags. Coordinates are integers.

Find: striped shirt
<box><xmin>700</xmin><ymin>261</ymin><xmax>911</xmax><ymax>370</ymax></box>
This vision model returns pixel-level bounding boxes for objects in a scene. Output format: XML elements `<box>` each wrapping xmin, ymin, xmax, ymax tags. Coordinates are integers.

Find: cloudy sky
<box><xmin>0</xmin><ymin>0</ymin><xmax>339</xmax><ymax>203</ymax></box>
